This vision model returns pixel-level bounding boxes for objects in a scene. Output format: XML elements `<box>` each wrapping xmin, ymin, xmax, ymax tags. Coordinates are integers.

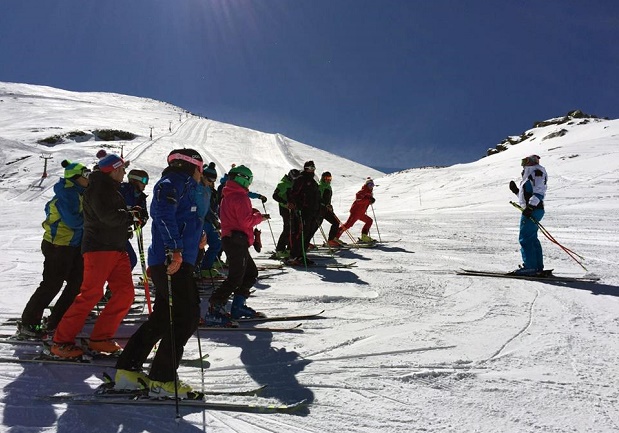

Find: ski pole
<box><xmin>299</xmin><ymin>211</ymin><xmax>308</xmax><ymax>269</ymax></box>
<box><xmin>370</xmin><ymin>204</ymin><xmax>382</xmax><ymax>242</ymax></box>
<box><xmin>510</xmin><ymin>201</ymin><xmax>585</xmax><ymax>259</ymax></box>
<box><xmin>318</xmin><ymin>223</ymin><xmax>337</xmax><ymax>258</ymax></box>
<box><xmin>262</xmin><ymin>203</ymin><xmax>277</xmax><ymax>249</ymax></box>
<box><xmin>510</xmin><ymin>201</ymin><xmax>587</xmax><ymax>271</ymax></box>
<box><xmin>164</xmin><ymin>255</ymin><xmax>180</xmax><ymax>418</ymax></box>
<box><xmin>135</xmin><ymin>224</ymin><xmax>153</xmax><ymax>314</ymax></box>
<box><xmin>333</xmin><ymin>213</ymin><xmax>357</xmax><ymax>244</ymax></box>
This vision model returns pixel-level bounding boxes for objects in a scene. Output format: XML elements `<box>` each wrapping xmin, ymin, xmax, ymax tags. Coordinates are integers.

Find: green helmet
<box><xmin>229</xmin><ymin>165</ymin><xmax>253</xmax><ymax>189</ymax></box>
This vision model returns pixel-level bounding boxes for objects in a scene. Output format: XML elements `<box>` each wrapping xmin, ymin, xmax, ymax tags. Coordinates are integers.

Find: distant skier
<box><xmin>509</xmin><ymin>154</ymin><xmax>548</xmax><ymax>275</ymax></box>
<box><xmin>335</xmin><ymin>177</ymin><xmax>376</xmax><ymax>243</ymax></box>
<box><xmin>271</xmin><ymin>168</ymin><xmax>300</xmax><ymax>259</ymax></box>
<box><xmin>287</xmin><ymin>161</ymin><xmax>321</xmax><ymax>265</ymax></box>
<box><xmin>317</xmin><ymin>171</ymin><xmax>341</xmax><ymax>248</ymax></box>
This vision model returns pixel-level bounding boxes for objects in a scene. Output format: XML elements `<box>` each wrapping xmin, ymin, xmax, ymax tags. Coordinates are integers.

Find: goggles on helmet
<box><xmin>168</xmin><ymin>153</ymin><xmax>204</xmax><ymax>171</ymax></box>
<box><xmin>128</xmin><ymin>174</ymin><xmax>148</xmax><ymax>185</ymax></box>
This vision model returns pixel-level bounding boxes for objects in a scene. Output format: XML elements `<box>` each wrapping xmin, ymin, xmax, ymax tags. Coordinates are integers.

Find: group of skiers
<box><xmin>16</xmin><ymin>146</ymin><xmax>547</xmax><ymax>399</ymax></box>
<box><xmin>271</xmin><ymin>160</ymin><xmax>377</xmax><ymax>265</ymax></box>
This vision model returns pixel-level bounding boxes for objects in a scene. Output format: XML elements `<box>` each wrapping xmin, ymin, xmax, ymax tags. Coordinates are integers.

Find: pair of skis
<box><xmin>38</xmin><ymin>373</ymin><xmax>306</xmax><ymax>414</ymax></box>
<box><xmin>457</xmin><ymin>269</ymin><xmax>600</xmax><ymax>283</ymax></box>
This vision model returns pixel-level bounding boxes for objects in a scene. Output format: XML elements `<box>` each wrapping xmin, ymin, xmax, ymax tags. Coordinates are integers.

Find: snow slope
<box><xmin>0</xmin><ymin>82</ymin><xmax>618</xmax><ymax>432</ymax></box>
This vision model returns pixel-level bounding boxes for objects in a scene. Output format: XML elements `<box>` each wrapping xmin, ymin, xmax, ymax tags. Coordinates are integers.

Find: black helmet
<box><xmin>288</xmin><ymin>169</ymin><xmax>300</xmax><ymax>179</ymax></box>
<box><xmin>128</xmin><ymin>169</ymin><xmax>149</xmax><ymax>185</ymax></box>
<box><xmin>167</xmin><ymin>148</ymin><xmax>204</xmax><ymax>173</ymax></box>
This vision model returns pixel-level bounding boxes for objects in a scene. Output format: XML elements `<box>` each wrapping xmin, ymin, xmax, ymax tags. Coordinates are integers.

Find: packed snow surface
<box><xmin>0</xmin><ymin>82</ymin><xmax>618</xmax><ymax>432</ymax></box>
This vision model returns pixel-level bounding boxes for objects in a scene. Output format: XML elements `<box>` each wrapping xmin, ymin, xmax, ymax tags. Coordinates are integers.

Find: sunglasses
<box><xmin>128</xmin><ymin>174</ymin><xmax>149</xmax><ymax>185</ymax></box>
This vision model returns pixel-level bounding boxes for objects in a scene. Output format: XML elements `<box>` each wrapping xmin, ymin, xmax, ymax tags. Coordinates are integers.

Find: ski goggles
<box><xmin>128</xmin><ymin>174</ymin><xmax>149</xmax><ymax>185</ymax></box>
<box><xmin>167</xmin><ymin>153</ymin><xmax>203</xmax><ymax>171</ymax></box>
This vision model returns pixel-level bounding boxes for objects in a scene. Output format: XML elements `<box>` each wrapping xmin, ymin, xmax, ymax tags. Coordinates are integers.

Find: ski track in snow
<box><xmin>0</xmin><ymin>83</ymin><xmax>618</xmax><ymax>432</ymax></box>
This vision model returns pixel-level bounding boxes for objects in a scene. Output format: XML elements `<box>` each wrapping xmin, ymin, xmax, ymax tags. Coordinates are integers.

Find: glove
<box><xmin>522</xmin><ymin>206</ymin><xmax>534</xmax><ymax>218</ymax></box>
<box><xmin>166</xmin><ymin>250</ymin><xmax>182</xmax><ymax>275</ymax></box>
<box><xmin>509</xmin><ymin>180</ymin><xmax>519</xmax><ymax>195</ymax></box>
<box><xmin>253</xmin><ymin>228</ymin><xmax>262</xmax><ymax>253</ymax></box>
<box><xmin>130</xmin><ymin>206</ymin><xmax>148</xmax><ymax>227</ymax></box>
<box><xmin>262</xmin><ymin>213</ymin><xmax>270</xmax><ymax>220</ymax></box>
<box><xmin>259</xmin><ymin>195</ymin><xmax>267</xmax><ymax>203</ymax></box>
<box><xmin>326</xmin><ymin>204</ymin><xmax>333</xmax><ymax>212</ymax></box>
<box><xmin>370</xmin><ymin>197</ymin><xmax>376</xmax><ymax>204</ymax></box>
<box><xmin>287</xmin><ymin>202</ymin><xmax>296</xmax><ymax>210</ymax></box>
<box><xmin>198</xmin><ymin>232</ymin><xmax>207</xmax><ymax>249</ymax></box>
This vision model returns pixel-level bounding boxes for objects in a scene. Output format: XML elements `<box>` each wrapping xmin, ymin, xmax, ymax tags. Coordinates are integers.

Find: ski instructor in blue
<box><xmin>509</xmin><ymin>154</ymin><xmax>548</xmax><ymax>275</ymax></box>
<box><xmin>114</xmin><ymin>148</ymin><xmax>206</xmax><ymax>399</ymax></box>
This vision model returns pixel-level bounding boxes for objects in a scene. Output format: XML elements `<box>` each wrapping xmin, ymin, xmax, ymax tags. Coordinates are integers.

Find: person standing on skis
<box><xmin>204</xmin><ymin>165</ymin><xmax>269</xmax><ymax>327</ymax></box>
<box><xmin>51</xmin><ymin>153</ymin><xmax>138</xmax><ymax>359</ymax></box>
<box><xmin>287</xmin><ymin>161</ymin><xmax>321</xmax><ymax>265</ymax></box>
<box><xmin>271</xmin><ymin>168</ymin><xmax>300</xmax><ymax>259</ymax></box>
<box><xmin>509</xmin><ymin>154</ymin><xmax>548</xmax><ymax>275</ymax></box>
<box><xmin>317</xmin><ymin>171</ymin><xmax>341</xmax><ymax>248</ymax></box>
<box><xmin>18</xmin><ymin>159</ymin><xmax>90</xmax><ymax>339</ymax></box>
<box><xmin>335</xmin><ymin>177</ymin><xmax>376</xmax><ymax>243</ymax></box>
<box><xmin>119</xmin><ymin>169</ymin><xmax>149</xmax><ymax>270</ymax></box>
<box><xmin>114</xmin><ymin>148</ymin><xmax>206</xmax><ymax>398</ymax></box>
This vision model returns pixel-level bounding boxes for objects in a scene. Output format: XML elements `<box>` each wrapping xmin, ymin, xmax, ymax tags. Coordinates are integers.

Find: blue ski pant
<box><xmin>519</xmin><ymin>208</ymin><xmax>545</xmax><ymax>271</ymax></box>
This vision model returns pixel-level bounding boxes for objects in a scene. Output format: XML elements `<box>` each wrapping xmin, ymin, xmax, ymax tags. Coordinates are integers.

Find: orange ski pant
<box><xmin>53</xmin><ymin>251</ymin><xmax>134</xmax><ymax>344</ymax></box>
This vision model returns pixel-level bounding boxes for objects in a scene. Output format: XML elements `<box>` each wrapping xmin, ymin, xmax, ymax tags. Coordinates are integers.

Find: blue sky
<box><xmin>1</xmin><ymin>0</ymin><xmax>618</xmax><ymax>170</ymax></box>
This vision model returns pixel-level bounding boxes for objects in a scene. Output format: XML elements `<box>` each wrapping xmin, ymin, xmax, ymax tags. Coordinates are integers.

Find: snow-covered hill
<box><xmin>1</xmin><ymin>82</ymin><xmax>618</xmax><ymax>432</ymax></box>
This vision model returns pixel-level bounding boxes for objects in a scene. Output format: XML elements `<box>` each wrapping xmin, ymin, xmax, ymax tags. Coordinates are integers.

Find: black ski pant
<box><xmin>209</xmin><ymin>232</ymin><xmax>257</xmax><ymax>305</ymax></box>
<box><xmin>317</xmin><ymin>210</ymin><xmax>339</xmax><ymax>241</ymax></box>
<box><xmin>275</xmin><ymin>206</ymin><xmax>291</xmax><ymax>252</ymax></box>
<box><xmin>290</xmin><ymin>212</ymin><xmax>319</xmax><ymax>259</ymax></box>
<box><xmin>21</xmin><ymin>240</ymin><xmax>83</xmax><ymax>330</ymax></box>
<box><xmin>115</xmin><ymin>263</ymin><xmax>200</xmax><ymax>382</ymax></box>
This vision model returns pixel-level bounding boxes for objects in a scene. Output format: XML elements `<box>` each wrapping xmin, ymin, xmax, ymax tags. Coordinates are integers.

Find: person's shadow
<box><xmin>541</xmin><ymin>279</ymin><xmax>619</xmax><ymax>296</ymax></box>
<box><xmin>204</xmin><ymin>330</ymin><xmax>313</xmax><ymax>416</ymax></box>
<box><xmin>3</xmin><ymin>346</ymin><xmax>212</xmax><ymax>432</ymax></box>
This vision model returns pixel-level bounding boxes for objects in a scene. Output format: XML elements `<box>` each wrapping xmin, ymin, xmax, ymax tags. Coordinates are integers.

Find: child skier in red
<box><xmin>336</xmin><ymin>177</ymin><xmax>376</xmax><ymax>243</ymax></box>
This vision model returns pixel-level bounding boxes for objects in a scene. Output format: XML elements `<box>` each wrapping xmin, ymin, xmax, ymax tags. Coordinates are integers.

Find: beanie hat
<box><xmin>203</xmin><ymin>162</ymin><xmax>217</xmax><ymax>181</ymax></box>
<box><xmin>61</xmin><ymin>159</ymin><xmax>90</xmax><ymax>179</ymax></box>
<box><xmin>98</xmin><ymin>153</ymin><xmax>126</xmax><ymax>173</ymax></box>
<box><xmin>304</xmin><ymin>160</ymin><xmax>316</xmax><ymax>171</ymax></box>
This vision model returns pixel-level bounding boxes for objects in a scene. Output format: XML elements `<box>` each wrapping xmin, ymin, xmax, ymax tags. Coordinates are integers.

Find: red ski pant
<box><xmin>337</xmin><ymin>212</ymin><xmax>373</xmax><ymax>238</ymax></box>
<box><xmin>54</xmin><ymin>251</ymin><xmax>134</xmax><ymax>344</ymax></box>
